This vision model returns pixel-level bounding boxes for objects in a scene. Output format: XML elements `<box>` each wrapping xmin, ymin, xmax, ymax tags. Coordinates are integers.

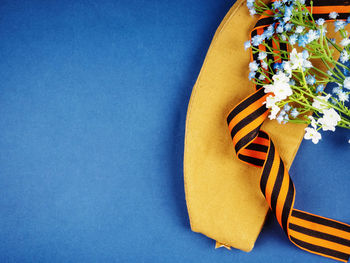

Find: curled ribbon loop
<box><xmin>227</xmin><ymin>0</ymin><xmax>350</xmax><ymax>261</ymax></box>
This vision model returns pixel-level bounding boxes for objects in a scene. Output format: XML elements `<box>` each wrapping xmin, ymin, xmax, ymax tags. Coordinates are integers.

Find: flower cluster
<box><xmin>245</xmin><ymin>0</ymin><xmax>350</xmax><ymax>144</ymax></box>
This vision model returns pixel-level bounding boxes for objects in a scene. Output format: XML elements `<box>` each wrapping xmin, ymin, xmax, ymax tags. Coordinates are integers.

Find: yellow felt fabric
<box><xmin>183</xmin><ymin>0</ymin><xmax>306</xmax><ymax>252</ymax></box>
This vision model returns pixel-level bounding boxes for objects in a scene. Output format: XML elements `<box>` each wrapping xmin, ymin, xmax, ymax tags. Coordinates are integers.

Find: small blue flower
<box><xmin>273</xmin><ymin>62</ymin><xmax>283</xmax><ymax>71</ymax></box>
<box><xmin>333</xmin><ymin>85</ymin><xmax>342</xmax><ymax>94</ymax></box>
<box><xmin>249</xmin><ymin>71</ymin><xmax>256</xmax><ymax>80</ymax></box>
<box><xmin>289</xmin><ymin>79</ymin><xmax>296</xmax><ymax>86</ymax></box>
<box><xmin>251</xmin><ymin>34</ymin><xmax>264</xmax><ymax>46</ymax></box>
<box><xmin>258</xmin><ymin>74</ymin><xmax>266</xmax><ymax>81</ymax></box>
<box><xmin>244</xmin><ymin>40</ymin><xmax>251</xmax><ymax>50</ymax></box>
<box><xmin>249</xmin><ymin>61</ymin><xmax>259</xmax><ymax>72</ymax></box>
<box><xmin>331</xmin><ymin>97</ymin><xmax>338</xmax><ymax>104</ymax></box>
<box><xmin>334</xmin><ymin>20</ymin><xmax>346</xmax><ymax>32</ymax></box>
<box><xmin>290</xmin><ymin>108</ymin><xmax>299</xmax><ymax>118</ymax></box>
<box><xmin>283</xmin><ymin>103</ymin><xmax>291</xmax><ymax>112</ymax></box>
<box><xmin>247</xmin><ymin>0</ymin><xmax>255</xmax><ymax>8</ymax></box>
<box><xmin>284</xmin><ymin>5</ymin><xmax>293</xmax><ymax>22</ymax></box>
<box><xmin>289</xmin><ymin>34</ymin><xmax>298</xmax><ymax>45</ymax></box>
<box><xmin>282</xmin><ymin>115</ymin><xmax>290</xmax><ymax>124</ymax></box>
<box><xmin>306</xmin><ymin>29</ymin><xmax>319</xmax><ymax>43</ymax></box>
<box><xmin>273</xmin><ymin>0</ymin><xmax>282</xmax><ymax>9</ymax></box>
<box><xmin>298</xmin><ymin>35</ymin><xmax>308</xmax><ymax>47</ymax></box>
<box><xmin>306</xmin><ymin>75</ymin><xmax>316</xmax><ymax>85</ymax></box>
<box><xmin>277</xmin><ymin>114</ymin><xmax>284</xmax><ymax>124</ymax></box>
<box><xmin>276</xmin><ymin>23</ymin><xmax>285</xmax><ymax>33</ymax></box>
<box><xmin>347</xmin><ymin>16</ymin><xmax>350</xmax><ymax>24</ymax></box>
<box><xmin>249</xmin><ymin>8</ymin><xmax>257</xmax><ymax>16</ymax></box>
<box><xmin>316</xmin><ymin>18</ymin><xmax>325</xmax><ymax>26</ymax></box>
<box><xmin>295</xmin><ymin>26</ymin><xmax>305</xmax><ymax>34</ymax></box>
<box><xmin>258</xmin><ymin>52</ymin><xmax>267</xmax><ymax>60</ymax></box>
<box><xmin>329</xmin><ymin>12</ymin><xmax>339</xmax><ymax>20</ymax></box>
<box><xmin>316</xmin><ymin>84</ymin><xmax>325</xmax><ymax>93</ymax></box>
<box><xmin>262</xmin><ymin>25</ymin><xmax>275</xmax><ymax>40</ymax></box>
<box><xmin>302</xmin><ymin>50</ymin><xmax>309</xmax><ymax>59</ymax></box>
<box><xmin>284</xmin><ymin>5</ymin><xmax>293</xmax><ymax>17</ymax></box>
<box><xmin>284</xmin><ymin>23</ymin><xmax>293</xmax><ymax>32</ymax></box>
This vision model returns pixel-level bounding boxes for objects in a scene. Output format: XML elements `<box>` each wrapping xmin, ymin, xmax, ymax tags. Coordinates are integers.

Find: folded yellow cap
<box><xmin>183</xmin><ymin>0</ymin><xmax>305</xmax><ymax>252</ymax></box>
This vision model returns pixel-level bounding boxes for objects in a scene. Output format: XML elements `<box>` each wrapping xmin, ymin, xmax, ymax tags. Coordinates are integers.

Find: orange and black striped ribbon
<box><xmin>227</xmin><ymin>0</ymin><xmax>350</xmax><ymax>261</ymax></box>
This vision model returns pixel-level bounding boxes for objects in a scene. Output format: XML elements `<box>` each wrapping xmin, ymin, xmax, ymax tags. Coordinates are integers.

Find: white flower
<box><xmin>264</xmin><ymin>72</ymin><xmax>292</xmax><ymax>101</ymax></box>
<box><xmin>272</xmin><ymin>71</ymin><xmax>290</xmax><ymax>83</ymax></box>
<box><xmin>249</xmin><ymin>61</ymin><xmax>259</xmax><ymax>72</ymax></box>
<box><xmin>263</xmin><ymin>84</ymin><xmax>274</xmax><ymax>94</ymax></box>
<box><xmin>263</xmin><ymin>95</ymin><xmax>278</xmax><ymax>108</ymax></box>
<box><xmin>304</xmin><ymin>127</ymin><xmax>322</xmax><ymax>144</ymax></box>
<box><xmin>290</xmin><ymin>50</ymin><xmax>302</xmax><ymax>68</ymax></box>
<box><xmin>318</xmin><ymin>108</ymin><xmax>341</xmax><ymax>131</ymax></box>
<box><xmin>343</xmin><ymin>77</ymin><xmax>350</xmax><ymax>89</ymax></box>
<box><xmin>308</xmin><ymin>116</ymin><xmax>317</xmax><ymax>129</ymax></box>
<box><xmin>312</xmin><ymin>94</ymin><xmax>331</xmax><ymax>113</ymax></box>
<box><xmin>338</xmin><ymin>91</ymin><xmax>349</xmax><ymax>102</ymax></box>
<box><xmin>290</xmin><ymin>48</ymin><xmax>312</xmax><ymax>70</ymax></box>
<box><xmin>340</xmin><ymin>50</ymin><xmax>350</xmax><ymax>63</ymax></box>
<box><xmin>282</xmin><ymin>61</ymin><xmax>292</xmax><ymax>77</ymax></box>
<box><xmin>265</xmin><ymin>82</ymin><xmax>292</xmax><ymax>101</ymax></box>
<box><xmin>268</xmin><ymin>105</ymin><xmax>281</xmax><ymax>120</ymax></box>
<box><xmin>340</xmin><ymin>38</ymin><xmax>350</xmax><ymax>46</ymax></box>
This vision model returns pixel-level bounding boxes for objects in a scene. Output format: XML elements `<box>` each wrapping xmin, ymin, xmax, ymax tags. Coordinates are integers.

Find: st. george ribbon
<box><xmin>227</xmin><ymin>0</ymin><xmax>350</xmax><ymax>261</ymax></box>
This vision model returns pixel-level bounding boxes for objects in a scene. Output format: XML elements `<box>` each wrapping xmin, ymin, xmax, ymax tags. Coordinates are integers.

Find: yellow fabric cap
<box><xmin>183</xmin><ymin>0</ymin><xmax>305</xmax><ymax>252</ymax></box>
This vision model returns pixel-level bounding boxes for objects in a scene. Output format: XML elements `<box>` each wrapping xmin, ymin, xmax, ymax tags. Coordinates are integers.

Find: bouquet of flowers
<box><xmin>245</xmin><ymin>0</ymin><xmax>350</xmax><ymax>143</ymax></box>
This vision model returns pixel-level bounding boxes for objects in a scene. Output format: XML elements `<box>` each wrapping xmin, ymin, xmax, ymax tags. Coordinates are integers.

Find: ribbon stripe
<box><xmin>230</xmin><ymin>105</ymin><xmax>268</xmax><ymax>139</ymax></box>
<box><xmin>226</xmin><ymin>1</ymin><xmax>350</xmax><ymax>261</ymax></box>
<box><xmin>290</xmin><ymin>236</ymin><xmax>350</xmax><ymax>261</ymax></box>
<box><xmin>245</xmin><ymin>143</ymin><xmax>268</xmax><ymax>152</ymax></box>
<box><xmin>289</xmin><ymin>223</ymin><xmax>350</xmax><ymax>247</ymax></box>
<box><xmin>292</xmin><ymin>210</ymin><xmax>350</xmax><ymax>233</ymax></box>
<box><xmin>227</xmin><ymin>88</ymin><xmax>266</xmax><ymax>124</ymax></box>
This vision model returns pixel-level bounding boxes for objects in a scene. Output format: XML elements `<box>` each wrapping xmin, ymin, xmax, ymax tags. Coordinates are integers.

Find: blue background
<box><xmin>0</xmin><ymin>0</ymin><xmax>349</xmax><ymax>262</ymax></box>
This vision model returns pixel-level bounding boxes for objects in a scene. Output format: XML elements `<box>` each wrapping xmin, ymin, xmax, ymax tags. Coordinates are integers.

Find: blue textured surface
<box><xmin>0</xmin><ymin>0</ymin><xmax>349</xmax><ymax>262</ymax></box>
